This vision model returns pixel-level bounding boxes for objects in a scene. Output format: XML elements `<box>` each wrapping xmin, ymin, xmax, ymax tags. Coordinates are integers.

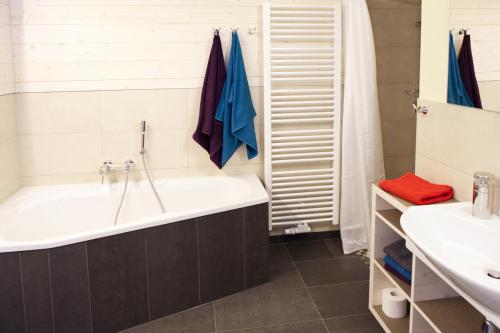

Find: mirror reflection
<box><xmin>448</xmin><ymin>2</ymin><xmax>500</xmax><ymax>112</ymax></box>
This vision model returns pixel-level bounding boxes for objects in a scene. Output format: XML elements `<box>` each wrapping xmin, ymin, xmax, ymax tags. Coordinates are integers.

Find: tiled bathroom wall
<box><xmin>16</xmin><ymin>88</ymin><xmax>264</xmax><ymax>185</ymax></box>
<box><xmin>0</xmin><ymin>94</ymin><xmax>19</xmax><ymax>200</ymax></box>
<box><xmin>368</xmin><ymin>0</ymin><xmax>421</xmax><ymax>179</ymax></box>
<box><xmin>0</xmin><ymin>0</ymin><xmax>19</xmax><ymax>202</ymax></box>
<box><xmin>5</xmin><ymin>0</ymin><xmax>421</xmax><ymax>187</ymax></box>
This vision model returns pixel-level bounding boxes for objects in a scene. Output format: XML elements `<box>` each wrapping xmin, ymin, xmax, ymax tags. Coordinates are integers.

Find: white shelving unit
<box><xmin>369</xmin><ymin>185</ymin><xmax>486</xmax><ymax>333</ymax></box>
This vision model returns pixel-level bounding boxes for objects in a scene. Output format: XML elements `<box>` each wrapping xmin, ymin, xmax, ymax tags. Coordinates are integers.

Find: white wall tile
<box><xmin>101</xmin><ymin>130</ymin><xmax>140</xmax><ymax>166</ymax></box>
<box><xmin>0</xmin><ymin>138</ymin><xmax>20</xmax><ymax>187</ymax></box>
<box><xmin>19</xmin><ymin>133</ymin><xmax>102</xmax><ymax>176</ymax></box>
<box><xmin>10</xmin><ymin>1</ymin><xmax>263</xmax><ymax>92</ymax></box>
<box><xmin>416</xmin><ymin>100</ymin><xmax>500</xmax><ymax>200</ymax></box>
<box><xmin>9</xmin><ymin>1</ymin><xmax>417</xmax><ymax>189</ymax></box>
<box><xmin>147</xmin><ymin>129</ymin><xmax>189</xmax><ymax>169</ymax></box>
<box><xmin>188</xmin><ymin>163</ymin><xmax>263</xmax><ymax>178</ymax></box>
<box><xmin>100</xmin><ymin>89</ymin><xmax>187</xmax><ymax>131</ymax></box>
<box><xmin>0</xmin><ymin>178</ymin><xmax>20</xmax><ymax>202</ymax></box>
<box><xmin>0</xmin><ymin>94</ymin><xmax>16</xmax><ymax>142</ymax></box>
<box><xmin>186</xmin><ymin>87</ymin><xmax>202</xmax><ymax>129</ymax></box>
<box><xmin>16</xmin><ymin>91</ymin><xmax>100</xmax><ymax>134</ymax></box>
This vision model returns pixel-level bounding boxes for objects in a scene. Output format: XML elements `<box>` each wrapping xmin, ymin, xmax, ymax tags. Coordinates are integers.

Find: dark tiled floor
<box><xmin>121</xmin><ymin>237</ymin><xmax>382</xmax><ymax>333</ymax></box>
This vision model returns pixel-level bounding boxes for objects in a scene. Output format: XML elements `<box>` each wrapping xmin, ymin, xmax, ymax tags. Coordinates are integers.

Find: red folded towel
<box><xmin>379</xmin><ymin>172</ymin><xmax>453</xmax><ymax>205</ymax></box>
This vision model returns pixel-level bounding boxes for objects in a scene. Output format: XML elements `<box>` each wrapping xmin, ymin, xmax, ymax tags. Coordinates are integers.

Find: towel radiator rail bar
<box><xmin>264</xmin><ymin>1</ymin><xmax>342</xmax><ymax>231</ymax></box>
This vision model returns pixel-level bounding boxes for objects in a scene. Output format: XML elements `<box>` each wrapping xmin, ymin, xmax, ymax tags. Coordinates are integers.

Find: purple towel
<box><xmin>192</xmin><ymin>34</ymin><xmax>226</xmax><ymax>169</ymax></box>
<box><xmin>458</xmin><ymin>33</ymin><xmax>482</xmax><ymax>109</ymax></box>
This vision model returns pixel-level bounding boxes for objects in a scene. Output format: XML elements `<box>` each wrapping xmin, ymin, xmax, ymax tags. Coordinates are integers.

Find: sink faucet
<box><xmin>472</xmin><ymin>172</ymin><xmax>495</xmax><ymax>219</ymax></box>
<box><xmin>99</xmin><ymin>159</ymin><xmax>135</xmax><ymax>183</ymax></box>
<box><xmin>483</xmin><ymin>320</ymin><xmax>499</xmax><ymax>333</ymax></box>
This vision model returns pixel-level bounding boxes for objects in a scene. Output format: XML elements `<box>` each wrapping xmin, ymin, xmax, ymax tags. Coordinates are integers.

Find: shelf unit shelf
<box><xmin>376</xmin><ymin>209</ymin><xmax>404</xmax><ymax>236</ymax></box>
<box><xmin>372</xmin><ymin>304</ymin><xmax>410</xmax><ymax>333</ymax></box>
<box><xmin>415</xmin><ymin>297</ymin><xmax>484</xmax><ymax>333</ymax></box>
<box><xmin>369</xmin><ymin>185</ymin><xmax>483</xmax><ymax>333</ymax></box>
<box><xmin>374</xmin><ymin>258</ymin><xmax>411</xmax><ymax>298</ymax></box>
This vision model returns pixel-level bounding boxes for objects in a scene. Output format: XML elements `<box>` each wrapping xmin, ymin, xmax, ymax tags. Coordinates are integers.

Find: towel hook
<box><xmin>459</xmin><ymin>28</ymin><xmax>469</xmax><ymax>35</ymax></box>
<box><xmin>231</xmin><ymin>27</ymin><xmax>239</xmax><ymax>33</ymax></box>
<box><xmin>212</xmin><ymin>27</ymin><xmax>221</xmax><ymax>36</ymax></box>
<box><xmin>248</xmin><ymin>27</ymin><xmax>257</xmax><ymax>35</ymax></box>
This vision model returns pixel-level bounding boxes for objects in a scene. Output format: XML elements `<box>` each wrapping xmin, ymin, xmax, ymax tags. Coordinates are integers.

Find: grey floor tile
<box><xmin>269</xmin><ymin>245</ymin><xmax>292</xmax><ymax>266</ymax></box>
<box><xmin>244</xmin><ymin>263</ymin><xmax>304</xmax><ymax>293</ymax></box>
<box><xmin>296</xmin><ymin>257</ymin><xmax>369</xmax><ymax>287</ymax></box>
<box><xmin>325</xmin><ymin>314</ymin><xmax>384</xmax><ymax>333</ymax></box>
<box><xmin>286</xmin><ymin>241</ymin><xmax>333</xmax><ymax>262</ymax></box>
<box><xmin>214</xmin><ymin>289</ymin><xmax>320</xmax><ymax>331</ymax></box>
<box><xmin>308</xmin><ymin>281</ymin><xmax>370</xmax><ymax>319</ymax></box>
<box><xmin>222</xmin><ymin>320</ymin><xmax>328</xmax><ymax>332</ymax></box>
<box><xmin>120</xmin><ymin>303</ymin><xmax>215</xmax><ymax>333</ymax></box>
<box><xmin>323</xmin><ymin>239</ymin><xmax>354</xmax><ymax>258</ymax></box>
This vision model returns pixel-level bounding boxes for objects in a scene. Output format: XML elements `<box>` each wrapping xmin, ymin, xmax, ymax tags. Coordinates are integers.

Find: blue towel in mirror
<box><xmin>215</xmin><ymin>31</ymin><xmax>258</xmax><ymax>167</ymax></box>
<box><xmin>447</xmin><ymin>32</ymin><xmax>473</xmax><ymax>107</ymax></box>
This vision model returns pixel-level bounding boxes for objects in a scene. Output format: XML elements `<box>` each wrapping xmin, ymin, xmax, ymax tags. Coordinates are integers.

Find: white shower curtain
<box><xmin>340</xmin><ymin>0</ymin><xmax>385</xmax><ymax>254</ymax></box>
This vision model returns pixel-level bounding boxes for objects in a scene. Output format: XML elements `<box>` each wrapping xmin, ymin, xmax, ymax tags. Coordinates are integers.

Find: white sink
<box><xmin>401</xmin><ymin>202</ymin><xmax>500</xmax><ymax>326</ymax></box>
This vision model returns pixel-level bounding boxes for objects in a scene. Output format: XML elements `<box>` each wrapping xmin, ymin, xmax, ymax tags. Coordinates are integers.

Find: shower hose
<box><xmin>113</xmin><ymin>169</ymin><xmax>130</xmax><ymax>226</ymax></box>
<box><xmin>141</xmin><ymin>153</ymin><xmax>166</xmax><ymax>214</ymax></box>
<box><xmin>113</xmin><ymin>155</ymin><xmax>166</xmax><ymax>226</ymax></box>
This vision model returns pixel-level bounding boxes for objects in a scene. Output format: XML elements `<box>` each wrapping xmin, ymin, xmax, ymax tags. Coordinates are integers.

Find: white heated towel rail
<box><xmin>263</xmin><ymin>2</ymin><xmax>342</xmax><ymax>230</ymax></box>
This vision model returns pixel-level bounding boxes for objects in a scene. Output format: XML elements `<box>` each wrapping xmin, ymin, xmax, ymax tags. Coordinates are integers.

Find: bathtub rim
<box><xmin>0</xmin><ymin>174</ymin><xmax>269</xmax><ymax>253</ymax></box>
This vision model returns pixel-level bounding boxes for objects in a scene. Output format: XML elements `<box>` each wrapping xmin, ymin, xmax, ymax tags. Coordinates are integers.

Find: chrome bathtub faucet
<box><xmin>99</xmin><ymin>159</ymin><xmax>135</xmax><ymax>183</ymax></box>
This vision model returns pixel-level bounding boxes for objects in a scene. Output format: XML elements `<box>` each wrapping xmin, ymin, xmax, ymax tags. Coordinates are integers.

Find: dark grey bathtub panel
<box><xmin>20</xmin><ymin>250</ymin><xmax>54</xmax><ymax>333</ymax></box>
<box><xmin>244</xmin><ymin>203</ymin><xmax>270</xmax><ymax>288</ymax></box>
<box><xmin>0</xmin><ymin>202</ymin><xmax>268</xmax><ymax>332</ymax></box>
<box><xmin>198</xmin><ymin>208</ymin><xmax>245</xmax><ymax>303</ymax></box>
<box><xmin>0</xmin><ymin>253</ymin><xmax>25</xmax><ymax>333</ymax></box>
<box><xmin>49</xmin><ymin>243</ymin><xmax>92</xmax><ymax>333</ymax></box>
<box><xmin>88</xmin><ymin>231</ymin><xmax>149</xmax><ymax>333</ymax></box>
<box><xmin>146</xmin><ymin>218</ymin><xmax>200</xmax><ymax>320</ymax></box>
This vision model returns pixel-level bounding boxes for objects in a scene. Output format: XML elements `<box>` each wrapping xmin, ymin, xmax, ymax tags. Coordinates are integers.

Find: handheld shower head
<box><xmin>140</xmin><ymin>120</ymin><xmax>146</xmax><ymax>155</ymax></box>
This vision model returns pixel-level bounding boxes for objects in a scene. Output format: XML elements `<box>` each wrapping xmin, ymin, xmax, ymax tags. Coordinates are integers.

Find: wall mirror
<box><xmin>418</xmin><ymin>0</ymin><xmax>500</xmax><ymax>112</ymax></box>
<box><xmin>447</xmin><ymin>1</ymin><xmax>500</xmax><ymax>112</ymax></box>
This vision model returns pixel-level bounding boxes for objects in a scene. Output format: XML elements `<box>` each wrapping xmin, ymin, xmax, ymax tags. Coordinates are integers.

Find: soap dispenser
<box><xmin>472</xmin><ymin>172</ymin><xmax>494</xmax><ymax>219</ymax></box>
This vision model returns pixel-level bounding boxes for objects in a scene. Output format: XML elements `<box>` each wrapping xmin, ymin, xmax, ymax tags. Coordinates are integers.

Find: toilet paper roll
<box><xmin>382</xmin><ymin>288</ymin><xmax>407</xmax><ymax>319</ymax></box>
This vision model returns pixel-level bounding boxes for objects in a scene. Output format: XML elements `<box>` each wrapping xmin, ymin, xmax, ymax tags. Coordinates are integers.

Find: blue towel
<box><xmin>383</xmin><ymin>239</ymin><xmax>412</xmax><ymax>272</ymax></box>
<box><xmin>384</xmin><ymin>255</ymin><xmax>412</xmax><ymax>281</ymax></box>
<box><xmin>447</xmin><ymin>32</ymin><xmax>473</xmax><ymax>107</ymax></box>
<box><xmin>215</xmin><ymin>31</ymin><xmax>258</xmax><ymax>166</ymax></box>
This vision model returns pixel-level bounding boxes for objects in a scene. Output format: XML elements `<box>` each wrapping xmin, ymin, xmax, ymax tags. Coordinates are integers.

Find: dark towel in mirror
<box><xmin>458</xmin><ymin>33</ymin><xmax>483</xmax><ymax>109</ymax></box>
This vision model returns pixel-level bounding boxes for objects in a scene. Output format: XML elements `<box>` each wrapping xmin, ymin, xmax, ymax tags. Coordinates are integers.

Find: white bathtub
<box><xmin>0</xmin><ymin>174</ymin><xmax>269</xmax><ymax>253</ymax></box>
